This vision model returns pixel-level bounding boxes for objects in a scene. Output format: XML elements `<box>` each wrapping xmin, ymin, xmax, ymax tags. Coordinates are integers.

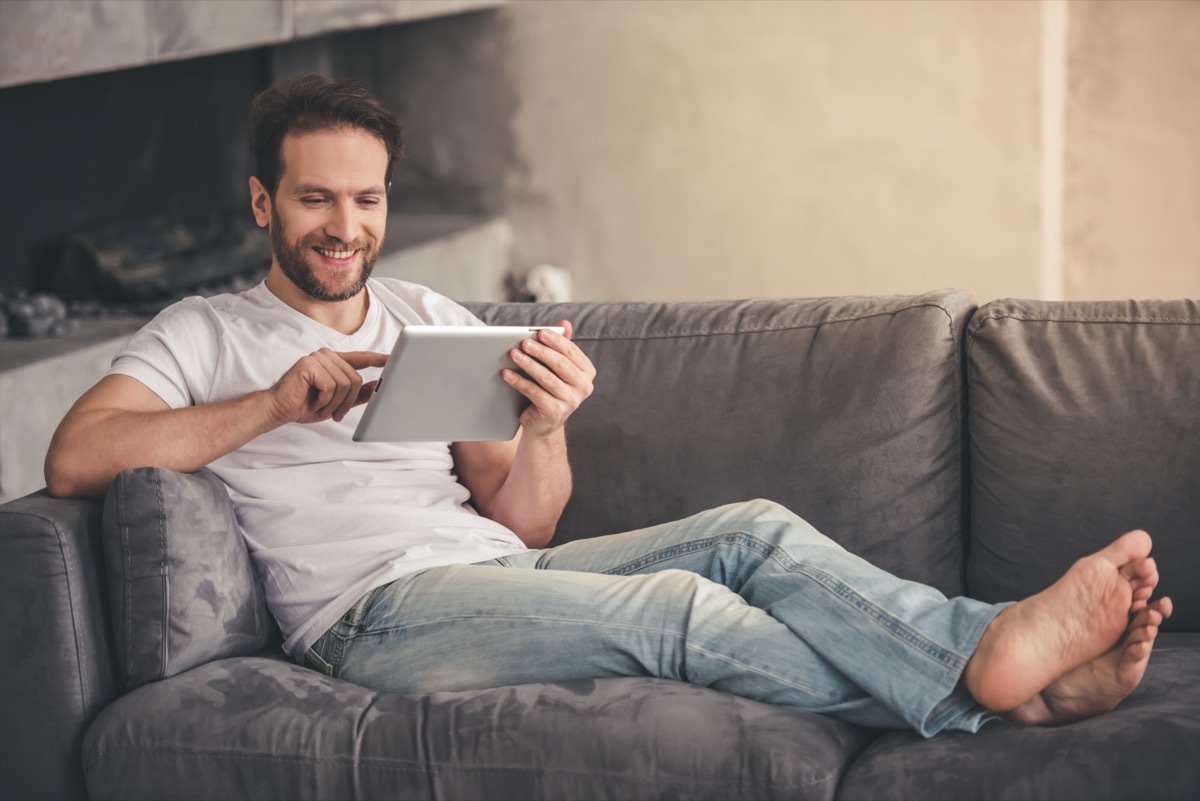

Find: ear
<box><xmin>249</xmin><ymin>176</ymin><xmax>272</xmax><ymax>228</ymax></box>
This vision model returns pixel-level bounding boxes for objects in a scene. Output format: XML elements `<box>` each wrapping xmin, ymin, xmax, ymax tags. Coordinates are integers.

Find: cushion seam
<box><xmin>971</xmin><ymin>311</ymin><xmax>1200</xmax><ymax>330</ymax></box>
<box><xmin>119</xmin><ymin>473</ymin><xmax>134</xmax><ymax>684</ymax></box>
<box><xmin>82</xmin><ymin>746</ymin><xmax>838</xmax><ymax>788</ymax></box>
<box><xmin>4</xmin><ymin>509</ymin><xmax>94</xmax><ymax>716</ymax></box>
<box><xmin>567</xmin><ymin>300</ymin><xmax>962</xmax><ymax>342</ymax></box>
<box><xmin>155</xmin><ymin>469</ymin><xmax>168</xmax><ymax>681</ymax></box>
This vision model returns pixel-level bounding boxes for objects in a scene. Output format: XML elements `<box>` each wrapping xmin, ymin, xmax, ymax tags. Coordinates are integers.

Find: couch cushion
<box><xmin>101</xmin><ymin>467</ymin><xmax>272</xmax><ymax>689</ymax></box>
<box><xmin>0</xmin><ymin>491</ymin><xmax>119</xmax><ymax>801</ymax></box>
<box><xmin>835</xmin><ymin>633</ymin><xmax>1200</xmax><ymax>800</ymax></box>
<box><xmin>966</xmin><ymin>299</ymin><xmax>1200</xmax><ymax>630</ymax></box>
<box><xmin>469</xmin><ymin>291</ymin><xmax>976</xmax><ymax>596</ymax></box>
<box><xmin>83</xmin><ymin>656</ymin><xmax>869</xmax><ymax>801</ymax></box>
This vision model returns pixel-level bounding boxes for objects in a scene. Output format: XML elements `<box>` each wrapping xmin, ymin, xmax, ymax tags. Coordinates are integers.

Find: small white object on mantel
<box><xmin>516</xmin><ymin>263</ymin><xmax>572</xmax><ymax>303</ymax></box>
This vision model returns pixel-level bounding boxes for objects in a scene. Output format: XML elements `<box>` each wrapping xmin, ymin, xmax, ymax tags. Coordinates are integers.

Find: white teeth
<box><xmin>315</xmin><ymin>247</ymin><xmax>355</xmax><ymax>259</ymax></box>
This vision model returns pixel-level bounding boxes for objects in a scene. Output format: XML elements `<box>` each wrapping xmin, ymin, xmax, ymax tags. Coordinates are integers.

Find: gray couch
<box><xmin>2</xmin><ymin>290</ymin><xmax>1198</xmax><ymax>800</ymax></box>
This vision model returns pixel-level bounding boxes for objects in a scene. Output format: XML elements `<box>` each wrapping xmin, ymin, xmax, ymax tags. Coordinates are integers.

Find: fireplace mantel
<box><xmin>0</xmin><ymin>0</ymin><xmax>502</xmax><ymax>89</ymax></box>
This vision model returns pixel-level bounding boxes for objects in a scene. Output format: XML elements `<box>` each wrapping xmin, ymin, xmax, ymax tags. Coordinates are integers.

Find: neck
<box><xmin>264</xmin><ymin>266</ymin><xmax>370</xmax><ymax>335</ymax></box>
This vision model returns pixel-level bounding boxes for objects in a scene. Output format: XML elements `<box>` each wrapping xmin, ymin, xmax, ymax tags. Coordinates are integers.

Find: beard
<box><xmin>269</xmin><ymin>207</ymin><xmax>381</xmax><ymax>302</ymax></box>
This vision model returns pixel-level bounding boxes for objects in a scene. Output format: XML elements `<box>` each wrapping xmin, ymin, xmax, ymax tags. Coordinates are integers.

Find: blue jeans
<box><xmin>304</xmin><ymin>499</ymin><xmax>1002</xmax><ymax>736</ymax></box>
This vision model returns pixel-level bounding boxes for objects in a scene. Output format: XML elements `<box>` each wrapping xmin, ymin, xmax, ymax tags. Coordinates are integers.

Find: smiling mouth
<box><xmin>313</xmin><ymin>245</ymin><xmax>358</xmax><ymax>261</ymax></box>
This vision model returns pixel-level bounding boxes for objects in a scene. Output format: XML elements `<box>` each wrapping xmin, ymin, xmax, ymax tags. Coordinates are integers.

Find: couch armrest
<box><xmin>1</xmin><ymin>491</ymin><xmax>122</xmax><ymax>801</ymax></box>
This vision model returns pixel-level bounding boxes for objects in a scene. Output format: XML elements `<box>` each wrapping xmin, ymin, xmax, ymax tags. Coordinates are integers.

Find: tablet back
<box><xmin>353</xmin><ymin>326</ymin><xmax>550</xmax><ymax>442</ymax></box>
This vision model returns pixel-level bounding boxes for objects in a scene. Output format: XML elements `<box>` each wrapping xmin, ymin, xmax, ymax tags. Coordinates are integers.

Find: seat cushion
<box><xmin>835</xmin><ymin>633</ymin><xmax>1200</xmax><ymax>800</ymax></box>
<box><xmin>966</xmin><ymin>299</ymin><xmax>1200</xmax><ymax>629</ymax></box>
<box><xmin>469</xmin><ymin>291</ymin><xmax>976</xmax><ymax>597</ymax></box>
<box><xmin>101</xmin><ymin>467</ymin><xmax>273</xmax><ymax>689</ymax></box>
<box><xmin>83</xmin><ymin>656</ymin><xmax>869</xmax><ymax>801</ymax></box>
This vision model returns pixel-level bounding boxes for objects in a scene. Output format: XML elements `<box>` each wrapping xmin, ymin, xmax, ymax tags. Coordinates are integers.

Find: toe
<box><xmin>1104</xmin><ymin>530</ymin><xmax>1153</xmax><ymax>564</ymax></box>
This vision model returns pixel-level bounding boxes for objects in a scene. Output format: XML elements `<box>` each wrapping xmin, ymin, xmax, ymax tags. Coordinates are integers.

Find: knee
<box><xmin>729</xmin><ymin>498</ymin><xmax>841</xmax><ymax>550</ymax></box>
<box><xmin>733</xmin><ymin>498</ymin><xmax>804</xmax><ymax>528</ymax></box>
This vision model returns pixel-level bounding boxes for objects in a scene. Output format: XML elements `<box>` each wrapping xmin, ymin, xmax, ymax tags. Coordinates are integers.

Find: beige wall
<box><xmin>500</xmin><ymin>0</ymin><xmax>1200</xmax><ymax>303</ymax></box>
<box><xmin>1065</xmin><ymin>1</ymin><xmax>1200</xmax><ymax>300</ymax></box>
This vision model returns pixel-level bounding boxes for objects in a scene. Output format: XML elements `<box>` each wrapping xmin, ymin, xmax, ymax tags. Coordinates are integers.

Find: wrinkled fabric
<box><xmin>84</xmin><ymin>655</ymin><xmax>869</xmax><ymax>801</ymax></box>
<box><xmin>101</xmin><ymin>467</ymin><xmax>273</xmax><ymax>689</ymax></box>
<box><xmin>313</xmin><ymin>500</ymin><xmax>999</xmax><ymax>736</ymax></box>
<box><xmin>836</xmin><ymin>634</ymin><xmax>1200</xmax><ymax>800</ymax></box>
<box><xmin>966</xmin><ymin>299</ymin><xmax>1200</xmax><ymax>630</ymax></box>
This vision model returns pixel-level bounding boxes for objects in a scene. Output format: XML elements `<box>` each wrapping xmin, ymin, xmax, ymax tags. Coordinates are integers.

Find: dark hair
<box><xmin>249</xmin><ymin>74</ymin><xmax>403</xmax><ymax>196</ymax></box>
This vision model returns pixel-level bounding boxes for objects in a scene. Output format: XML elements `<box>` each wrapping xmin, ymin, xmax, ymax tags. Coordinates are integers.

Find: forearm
<box><xmin>485</xmin><ymin>428</ymin><xmax>572</xmax><ymax>548</ymax></box>
<box><xmin>45</xmin><ymin>390</ymin><xmax>279</xmax><ymax>500</ymax></box>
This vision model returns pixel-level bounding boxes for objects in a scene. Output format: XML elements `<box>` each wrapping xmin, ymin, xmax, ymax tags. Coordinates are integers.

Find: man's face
<box><xmin>259</xmin><ymin>128</ymin><xmax>389</xmax><ymax>302</ymax></box>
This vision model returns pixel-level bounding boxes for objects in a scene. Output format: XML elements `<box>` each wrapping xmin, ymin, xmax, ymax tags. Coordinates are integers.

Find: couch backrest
<box><xmin>469</xmin><ymin>291</ymin><xmax>976</xmax><ymax>597</ymax></box>
<box><xmin>966</xmin><ymin>299</ymin><xmax>1200</xmax><ymax>631</ymax></box>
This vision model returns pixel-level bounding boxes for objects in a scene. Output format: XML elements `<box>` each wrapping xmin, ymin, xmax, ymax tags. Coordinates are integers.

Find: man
<box><xmin>46</xmin><ymin>75</ymin><xmax>1172</xmax><ymax>736</ymax></box>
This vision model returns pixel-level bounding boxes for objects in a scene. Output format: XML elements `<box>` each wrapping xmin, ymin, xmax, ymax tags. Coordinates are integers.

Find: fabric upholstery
<box><xmin>101</xmin><ymin>467</ymin><xmax>272</xmax><ymax>690</ymax></box>
<box><xmin>83</xmin><ymin>656</ymin><xmax>870</xmax><ymax>801</ymax></box>
<box><xmin>966</xmin><ymin>299</ymin><xmax>1200</xmax><ymax>631</ymax></box>
<box><xmin>0</xmin><ymin>492</ymin><xmax>119</xmax><ymax>801</ymax></box>
<box><xmin>468</xmin><ymin>291</ymin><xmax>976</xmax><ymax>597</ymax></box>
<box><xmin>836</xmin><ymin>633</ymin><xmax>1200</xmax><ymax>800</ymax></box>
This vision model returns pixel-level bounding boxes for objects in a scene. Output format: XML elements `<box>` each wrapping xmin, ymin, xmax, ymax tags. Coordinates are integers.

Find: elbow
<box><xmin>44</xmin><ymin>456</ymin><xmax>79</xmax><ymax>499</ymax></box>
<box><xmin>517</xmin><ymin>523</ymin><xmax>556</xmax><ymax>550</ymax></box>
<box><xmin>44</xmin><ymin>446</ymin><xmax>102</xmax><ymax>500</ymax></box>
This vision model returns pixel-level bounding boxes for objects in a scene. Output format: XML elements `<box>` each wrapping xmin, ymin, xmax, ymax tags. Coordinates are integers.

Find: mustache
<box><xmin>301</xmin><ymin>233</ymin><xmax>376</xmax><ymax>252</ymax></box>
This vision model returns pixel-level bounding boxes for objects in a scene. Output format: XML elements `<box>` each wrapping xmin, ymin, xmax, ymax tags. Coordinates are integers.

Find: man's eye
<box><xmin>358</xmin><ymin>198</ymin><xmax>381</xmax><ymax>207</ymax></box>
<box><xmin>301</xmin><ymin>197</ymin><xmax>328</xmax><ymax>206</ymax></box>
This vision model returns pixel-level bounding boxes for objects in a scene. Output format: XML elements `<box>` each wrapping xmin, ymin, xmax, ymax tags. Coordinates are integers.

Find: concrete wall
<box><xmin>499</xmin><ymin>0</ymin><xmax>1200</xmax><ymax>303</ymax></box>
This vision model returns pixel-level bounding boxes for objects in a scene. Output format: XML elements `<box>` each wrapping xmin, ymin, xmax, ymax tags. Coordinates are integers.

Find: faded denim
<box><xmin>306</xmin><ymin>499</ymin><xmax>1001</xmax><ymax>737</ymax></box>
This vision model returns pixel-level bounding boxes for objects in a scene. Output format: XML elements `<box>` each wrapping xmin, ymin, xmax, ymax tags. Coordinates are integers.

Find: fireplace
<box><xmin>0</xmin><ymin>1</ymin><xmax>519</xmax><ymax>501</ymax></box>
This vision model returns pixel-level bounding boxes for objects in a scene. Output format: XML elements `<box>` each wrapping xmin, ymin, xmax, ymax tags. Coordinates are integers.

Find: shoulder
<box><xmin>368</xmin><ymin>277</ymin><xmax>483</xmax><ymax>326</ymax></box>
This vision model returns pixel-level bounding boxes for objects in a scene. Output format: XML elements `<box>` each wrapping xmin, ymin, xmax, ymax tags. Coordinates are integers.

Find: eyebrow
<box><xmin>291</xmin><ymin>183</ymin><xmax>387</xmax><ymax>196</ymax></box>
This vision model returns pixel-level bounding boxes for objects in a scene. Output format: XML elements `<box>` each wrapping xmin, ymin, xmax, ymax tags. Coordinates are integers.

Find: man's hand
<box><xmin>502</xmin><ymin>320</ymin><xmax>596</xmax><ymax>437</ymax></box>
<box><xmin>267</xmin><ymin>349</ymin><xmax>388</xmax><ymax>425</ymax></box>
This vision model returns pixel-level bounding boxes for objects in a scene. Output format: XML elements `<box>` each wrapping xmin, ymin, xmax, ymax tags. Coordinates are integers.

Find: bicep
<box><xmin>68</xmin><ymin>374</ymin><xmax>171</xmax><ymax>418</ymax></box>
<box><xmin>451</xmin><ymin>432</ymin><xmax>519</xmax><ymax>516</ymax></box>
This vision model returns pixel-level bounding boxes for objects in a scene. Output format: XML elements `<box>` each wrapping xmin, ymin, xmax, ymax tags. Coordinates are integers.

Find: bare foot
<box><xmin>963</xmin><ymin>530</ymin><xmax>1155</xmax><ymax>713</ymax></box>
<box><xmin>1005</xmin><ymin>596</ymin><xmax>1172</xmax><ymax>725</ymax></box>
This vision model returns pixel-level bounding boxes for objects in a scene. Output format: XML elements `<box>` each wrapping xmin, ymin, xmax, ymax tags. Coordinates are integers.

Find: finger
<box><xmin>311</xmin><ymin>350</ymin><xmax>356</xmax><ymax>416</ymax></box>
<box><xmin>503</xmin><ymin>366</ymin><xmax>560</xmax><ymax>410</ymax></box>
<box><xmin>559</xmin><ymin>319</ymin><xmax>574</xmax><ymax>341</ymax></box>
<box><xmin>339</xmin><ymin>350</ymin><xmax>390</xmax><ymax>370</ymax></box>
<box><xmin>525</xmin><ymin>331</ymin><xmax>597</xmax><ymax>391</ymax></box>
<box><xmin>537</xmin><ymin>324</ymin><xmax>593</xmax><ymax>375</ymax></box>
<box><xmin>306</xmin><ymin>368</ymin><xmax>336</xmax><ymax>414</ymax></box>
<box><xmin>355</xmin><ymin>380</ymin><xmax>378</xmax><ymax>407</ymax></box>
<box><xmin>518</xmin><ymin>339</ymin><xmax>577</xmax><ymax>387</ymax></box>
<box><xmin>321</xmin><ymin>351</ymin><xmax>365</xmax><ymax>422</ymax></box>
<box><xmin>510</xmin><ymin>347</ymin><xmax>569</xmax><ymax>399</ymax></box>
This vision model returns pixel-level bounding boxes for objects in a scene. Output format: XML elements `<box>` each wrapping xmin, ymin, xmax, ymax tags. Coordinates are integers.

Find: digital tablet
<box><xmin>352</xmin><ymin>325</ymin><xmax>565</xmax><ymax>443</ymax></box>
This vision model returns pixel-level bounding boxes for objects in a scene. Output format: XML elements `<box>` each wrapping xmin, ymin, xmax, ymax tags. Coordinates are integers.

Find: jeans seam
<box><xmin>353</xmin><ymin>613</ymin><xmax>694</xmax><ymax>641</ymax></box>
<box><xmin>598</xmin><ymin>529</ymin><xmax>970</xmax><ymax>672</ymax></box>
<box><xmin>684</xmin><ymin>642</ymin><xmax>841</xmax><ymax>703</ymax></box>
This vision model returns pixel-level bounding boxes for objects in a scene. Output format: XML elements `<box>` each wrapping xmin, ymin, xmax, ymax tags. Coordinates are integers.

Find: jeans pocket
<box><xmin>304</xmin><ymin>635</ymin><xmax>336</xmax><ymax>676</ymax></box>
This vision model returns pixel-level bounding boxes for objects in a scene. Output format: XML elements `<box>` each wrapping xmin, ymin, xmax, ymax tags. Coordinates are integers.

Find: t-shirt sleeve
<box><xmin>108</xmin><ymin>297</ymin><xmax>221</xmax><ymax>409</ymax></box>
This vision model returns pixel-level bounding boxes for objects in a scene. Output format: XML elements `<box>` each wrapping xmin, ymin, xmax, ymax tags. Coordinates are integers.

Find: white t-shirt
<box><xmin>108</xmin><ymin>277</ymin><xmax>529</xmax><ymax>657</ymax></box>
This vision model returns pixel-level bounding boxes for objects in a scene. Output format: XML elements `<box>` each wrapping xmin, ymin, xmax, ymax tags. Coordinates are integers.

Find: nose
<box><xmin>324</xmin><ymin>201</ymin><xmax>361</xmax><ymax>244</ymax></box>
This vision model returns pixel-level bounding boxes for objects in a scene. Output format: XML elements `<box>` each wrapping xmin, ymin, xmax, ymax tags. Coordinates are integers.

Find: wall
<box><xmin>1065</xmin><ymin>1</ymin><xmax>1200</xmax><ymax>300</ymax></box>
<box><xmin>499</xmin><ymin>0</ymin><xmax>1200</xmax><ymax>303</ymax></box>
